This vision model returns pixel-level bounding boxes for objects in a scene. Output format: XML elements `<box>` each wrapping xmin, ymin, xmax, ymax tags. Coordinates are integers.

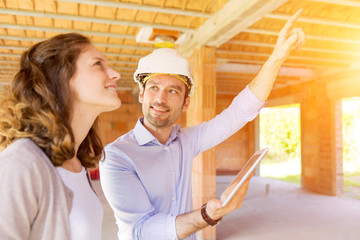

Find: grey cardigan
<box><xmin>0</xmin><ymin>138</ymin><xmax>73</xmax><ymax>240</ymax></box>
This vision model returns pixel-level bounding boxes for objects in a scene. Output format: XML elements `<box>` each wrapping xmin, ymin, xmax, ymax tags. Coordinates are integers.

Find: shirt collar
<box><xmin>133</xmin><ymin>117</ymin><xmax>181</xmax><ymax>146</ymax></box>
<box><xmin>167</xmin><ymin>124</ymin><xmax>181</xmax><ymax>145</ymax></box>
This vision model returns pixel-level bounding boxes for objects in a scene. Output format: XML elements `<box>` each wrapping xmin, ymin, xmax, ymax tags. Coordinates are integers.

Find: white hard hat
<box><xmin>134</xmin><ymin>48</ymin><xmax>194</xmax><ymax>96</ymax></box>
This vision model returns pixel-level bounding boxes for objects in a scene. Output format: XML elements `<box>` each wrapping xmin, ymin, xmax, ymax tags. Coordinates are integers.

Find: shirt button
<box><xmin>164</xmin><ymin>146</ymin><xmax>168</xmax><ymax>150</ymax></box>
<box><xmin>172</xmin><ymin>197</ymin><xmax>175</xmax><ymax>201</ymax></box>
<box><xmin>171</xmin><ymin>171</ymin><xmax>174</xmax><ymax>175</ymax></box>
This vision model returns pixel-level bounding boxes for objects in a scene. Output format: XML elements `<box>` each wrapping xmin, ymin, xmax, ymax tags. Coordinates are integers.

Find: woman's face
<box><xmin>69</xmin><ymin>44</ymin><xmax>121</xmax><ymax>116</ymax></box>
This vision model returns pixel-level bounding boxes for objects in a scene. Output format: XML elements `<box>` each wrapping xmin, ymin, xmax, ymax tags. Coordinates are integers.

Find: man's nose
<box><xmin>155</xmin><ymin>89</ymin><xmax>167</xmax><ymax>103</ymax></box>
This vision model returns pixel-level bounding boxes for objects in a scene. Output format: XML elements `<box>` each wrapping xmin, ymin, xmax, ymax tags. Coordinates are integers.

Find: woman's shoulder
<box><xmin>0</xmin><ymin>138</ymin><xmax>51</xmax><ymax>170</ymax></box>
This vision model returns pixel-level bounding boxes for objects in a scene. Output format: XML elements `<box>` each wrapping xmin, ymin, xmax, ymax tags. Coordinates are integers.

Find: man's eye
<box><xmin>94</xmin><ymin>61</ymin><xmax>102</xmax><ymax>66</ymax></box>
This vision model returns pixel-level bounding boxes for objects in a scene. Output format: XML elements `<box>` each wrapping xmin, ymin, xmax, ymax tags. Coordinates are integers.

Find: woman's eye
<box><xmin>94</xmin><ymin>61</ymin><xmax>102</xmax><ymax>66</ymax></box>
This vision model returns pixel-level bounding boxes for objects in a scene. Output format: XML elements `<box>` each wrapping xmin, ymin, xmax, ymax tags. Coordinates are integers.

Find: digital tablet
<box><xmin>220</xmin><ymin>148</ymin><xmax>269</xmax><ymax>207</ymax></box>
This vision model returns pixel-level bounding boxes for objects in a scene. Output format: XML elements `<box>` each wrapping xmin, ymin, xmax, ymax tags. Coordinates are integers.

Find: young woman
<box><xmin>0</xmin><ymin>33</ymin><xmax>121</xmax><ymax>240</ymax></box>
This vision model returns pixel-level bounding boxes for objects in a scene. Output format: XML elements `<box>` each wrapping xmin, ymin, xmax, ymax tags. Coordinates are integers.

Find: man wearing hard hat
<box><xmin>100</xmin><ymin>10</ymin><xmax>305</xmax><ymax>240</ymax></box>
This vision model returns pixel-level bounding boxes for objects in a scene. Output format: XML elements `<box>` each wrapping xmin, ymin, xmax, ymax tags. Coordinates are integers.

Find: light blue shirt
<box><xmin>100</xmin><ymin>86</ymin><xmax>264</xmax><ymax>240</ymax></box>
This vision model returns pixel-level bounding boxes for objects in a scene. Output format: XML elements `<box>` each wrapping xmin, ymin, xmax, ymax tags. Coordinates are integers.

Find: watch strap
<box><xmin>201</xmin><ymin>203</ymin><xmax>222</xmax><ymax>226</ymax></box>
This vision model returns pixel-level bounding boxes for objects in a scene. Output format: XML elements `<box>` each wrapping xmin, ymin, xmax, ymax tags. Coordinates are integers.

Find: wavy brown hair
<box><xmin>0</xmin><ymin>33</ymin><xmax>103</xmax><ymax>168</ymax></box>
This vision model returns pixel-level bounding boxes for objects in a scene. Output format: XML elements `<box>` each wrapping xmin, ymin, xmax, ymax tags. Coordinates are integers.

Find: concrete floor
<box><xmin>94</xmin><ymin>176</ymin><xmax>360</xmax><ymax>240</ymax></box>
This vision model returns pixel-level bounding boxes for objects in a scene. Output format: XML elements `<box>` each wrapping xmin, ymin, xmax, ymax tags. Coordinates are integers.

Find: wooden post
<box><xmin>187</xmin><ymin>46</ymin><xmax>217</xmax><ymax>240</ymax></box>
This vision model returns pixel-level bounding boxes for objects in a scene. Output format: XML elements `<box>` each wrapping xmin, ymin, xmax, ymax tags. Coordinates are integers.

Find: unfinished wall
<box><xmin>98</xmin><ymin>90</ymin><xmax>142</xmax><ymax>146</ymax></box>
<box><xmin>215</xmin><ymin>93</ymin><xmax>256</xmax><ymax>174</ymax></box>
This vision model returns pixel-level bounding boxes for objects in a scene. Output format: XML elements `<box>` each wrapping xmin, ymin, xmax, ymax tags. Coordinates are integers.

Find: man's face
<box><xmin>139</xmin><ymin>74</ymin><xmax>190</xmax><ymax>129</ymax></box>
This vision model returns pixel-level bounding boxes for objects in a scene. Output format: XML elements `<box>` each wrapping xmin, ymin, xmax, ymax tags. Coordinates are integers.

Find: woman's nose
<box><xmin>109</xmin><ymin>67</ymin><xmax>120</xmax><ymax>81</ymax></box>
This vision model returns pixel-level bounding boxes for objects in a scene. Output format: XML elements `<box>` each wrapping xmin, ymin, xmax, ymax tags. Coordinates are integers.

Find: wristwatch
<box><xmin>201</xmin><ymin>203</ymin><xmax>222</xmax><ymax>226</ymax></box>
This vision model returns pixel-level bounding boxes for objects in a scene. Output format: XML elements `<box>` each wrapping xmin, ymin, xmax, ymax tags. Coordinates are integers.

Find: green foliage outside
<box><xmin>342</xmin><ymin>98</ymin><xmax>360</xmax><ymax>165</ymax></box>
<box><xmin>259</xmin><ymin>104</ymin><xmax>301</xmax><ymax>185</ymax></box>
<box><xmin>342</xmin><ymin>98</ymin><xmax>360</xmax><ymax>199</ymax></box>
<box><xmin>259</xmin><ymin>104</ymin><xmax>301</xmax><ymax>161</ymax></box>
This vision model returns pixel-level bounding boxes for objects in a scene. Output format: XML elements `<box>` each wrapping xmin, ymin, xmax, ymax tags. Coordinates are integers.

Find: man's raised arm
<box><xmin>249</xmin><ymin>9</ymin><xmax>305</xmax><ymax>101</ymax></box>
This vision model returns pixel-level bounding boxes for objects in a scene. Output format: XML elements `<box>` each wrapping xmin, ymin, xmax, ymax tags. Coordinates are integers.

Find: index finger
<box><xmin>282</xmin><ymin>8</ymin><xmax>303</xmax><ymax>32</ymax></box>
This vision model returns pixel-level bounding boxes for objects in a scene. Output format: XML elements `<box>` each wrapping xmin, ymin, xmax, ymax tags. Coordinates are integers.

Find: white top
<box><xmin>56</xmin><ymin>166</ymin><xmax>103</xmax><ymax>240</ymax></box>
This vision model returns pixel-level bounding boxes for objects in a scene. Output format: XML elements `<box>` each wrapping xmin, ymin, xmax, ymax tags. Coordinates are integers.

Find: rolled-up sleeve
<box><xmin>134</xmin><ymin>213</ymin><xmax>177</xmax><ymax>239</ymax></box>
<box><xmin>187</xmin><ymin>85</ymin><xmax>265</xmax><ymax>154</ymax></box>
<box><xmin>100</xmin><ymin>147</ymin><xmax>178</xmax><ymax>240</ymax></box>
<box><xmin>233</xmin><ymin>85</ymin><xmax>265</xmax><ymax>121</ymax></box>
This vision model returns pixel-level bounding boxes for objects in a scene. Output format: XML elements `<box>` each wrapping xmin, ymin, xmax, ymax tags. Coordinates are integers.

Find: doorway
<box><xmin>342</xmin><ymin>97</ymin><xmax>360</xmax><ymax>200</ymax></box>
<box><xmin>259</xmin><ymin>104</ymin><xmax>301</xmax><ymax>185</ymax></box>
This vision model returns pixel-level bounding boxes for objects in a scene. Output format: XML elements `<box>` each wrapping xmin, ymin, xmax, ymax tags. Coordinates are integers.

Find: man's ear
<box><xmin>138</xmin><ymin>87</ymin><xmax>144</xmax><ymax>104</ymax></box>
<box><xmin>182</xmin><ymin>96</ymin><xmax>190</xmax><ymax>112</ymax></box>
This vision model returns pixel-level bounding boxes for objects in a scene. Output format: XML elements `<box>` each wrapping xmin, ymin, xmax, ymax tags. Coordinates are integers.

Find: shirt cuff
<box><xmin>166</xmin><ymin>214</ymin><xmax>178</xmax><ymax>240</ymax></box>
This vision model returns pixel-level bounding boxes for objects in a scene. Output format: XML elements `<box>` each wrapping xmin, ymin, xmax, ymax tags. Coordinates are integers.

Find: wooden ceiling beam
<box><xmin>112</xmin><ymin>67</ymin><xmax>136</xmax><ymax>71</ymax></box>
<box><xmin>217</xmin><ymin>77</ymin><xmax>289</xmax><ymax>85</ymax></box>
<box><xmin>0</xmin><ymin>61</ymin><xmax>17</xmax><ymax>65</ymax></box>
<box><xmin>55</xmin><ymin>0</ymin><xmax>212</xmax><ymax>18</ymax></box>
<box><xmin>0</xmin><ymin>49</ymin><xmax>142</xmax><ymax>62</ymax></box>
<box><xmin>216</xmin><ymin>49</ymin><xmax>355</xmax><ymax>64</ymax></box>
<box><xmin>242</xmin><ymin>28</ymin><xmax>360</xmax><ymax>45</ymax></box>
<box><xmin>226</xmin><ymin>40</ymin><xmax>360</xmax><ymax>57</ymax></box>
<box><xmin>216</xmin><ymin>57</ymin><xmax>346</xmax><ymax>69</ymax></box>
<box><xmin>0</xmin><ymin>8</ymin><xmax>195</xmax><ymax>33</ymax></box>
<box><xmin>0</xmin><ymin>58</ymin><xmax>137</xmax><ymax>66</ymax></box>
<box><xmin>0</xmin><ymin>35</ymin><xmax>153</xmax><ymax>51</ymax></box>
<box><xmin>1</xmin><ymin>23</ymin><xmax>135</xmax><ymax>39</ymax></box>
<box><xmin>178</xmin><ymin>0</ymin><xmax>289</xmax><ymax>56</ymax></box>
<box><xmin>266</xmin><ymin>12</ymin><xmax>360</xmax><ymax>30</ymax></box>
<box><xmin>0</xmin><ymin>53</ymin><xmax>20</xmax><ymax>58</ymax></box>
<box><xmin>217</xmin><ymin>63</ymin><xmax>316</xmax><ymax>78</ymax></box>
<box><xmin>310</xmin><ymin>0</ymin><xmax>360</xmax><ymax>7</ymax></box>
